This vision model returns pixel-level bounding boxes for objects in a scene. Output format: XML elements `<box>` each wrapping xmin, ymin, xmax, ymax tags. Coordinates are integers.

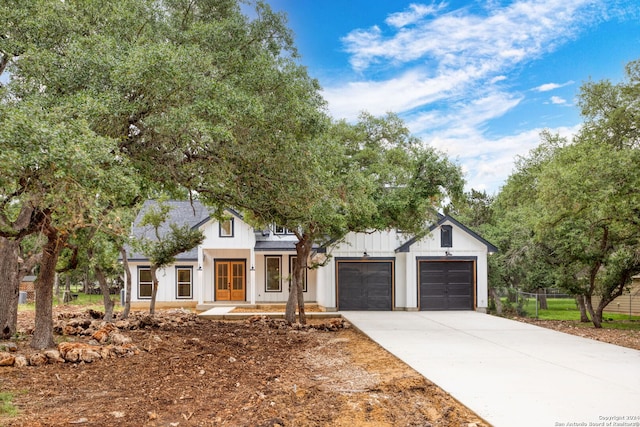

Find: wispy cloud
<box><xmin>321</xmin><ymin>0</ymin><xmax>624</xmax><ymax>191</ymax></box>
<box><xmin>341</xmin><ymin>0</ymin><xmax>604</xmax><ymax>73</ymax></box>
<box><xmin>323</xmin><ymin>68</ymin><xmax>474</xmax><ymax>119</ymax></box>
<box><xmin>534</xmin><ymin>81</ymin><xmax>575</xmax><ymax>92</ymax></box>
<box><xmin>329</xmin><ymin>0</ymin><xmax>604</xmax><ymax>120</ymax></box>
<box><xmin>385</xmin><ymin>2</ymin><xmax>448</xmax><ymax>28</ymax></box>
<box><xmin>428</xmin><ymin>124</ymin><xmax>581</xmax><ymax>193</ymax></box>
<box><xmin>406</xmin><ymin>90</ymin><xmax>523</xmax><ymax>137</ymax></box>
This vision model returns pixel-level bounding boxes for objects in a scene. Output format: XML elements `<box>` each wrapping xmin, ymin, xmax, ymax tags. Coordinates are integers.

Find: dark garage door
<box><xmin>419</xmin><ymin>261</ymin><xmax>474</xmax><ymax>310</ymax></box>
<box><xmin>338</xmin><ymin>261</ymin><xmax>393</xmax><ymax>310</ymax></box>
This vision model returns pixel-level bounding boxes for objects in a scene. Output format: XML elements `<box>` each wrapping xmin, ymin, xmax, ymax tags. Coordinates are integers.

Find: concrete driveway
<box><xmin>342</xmin><ymin>311</ymin><xmax>640</xmax><ymax>427</ymax></box>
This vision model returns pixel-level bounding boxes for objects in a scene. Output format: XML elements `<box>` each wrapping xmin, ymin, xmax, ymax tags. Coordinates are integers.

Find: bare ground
<box><xmin>3</xmin><ymin>308</ymin><xmax>637</xmax><ymax>427</ymax></box>
<box><xmin>1</xmin><ymin>308</ymin><xmax>488</xmax><ymax>427</ymax></box>
<box><xmin>513</xmin><ymin>317</ymin><xmax>640</xmax><ymax>351</ymax></box>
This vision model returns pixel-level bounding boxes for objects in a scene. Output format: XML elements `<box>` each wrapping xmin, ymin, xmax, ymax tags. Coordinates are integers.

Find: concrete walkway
<box><xmin>342</xmin><ymin>311</ymin><xmax>640</xmax><ymax>427</ymax></box>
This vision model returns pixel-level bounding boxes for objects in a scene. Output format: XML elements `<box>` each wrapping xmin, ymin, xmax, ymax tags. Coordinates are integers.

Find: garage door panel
<box><xmin>447</xmin><ymin>283</ymin><xmax>472</xmax><ymax>294</ymax></box>
<box><xmin>338</xmin><ymin>261</ymin><xmax>393</xmax><ymax>311</ymax></box>
<box><xmin>447</xmin><ymin>297</ymin><xmax>473</xmax><ymax>310</ymax></box>
<box><xmin>420</xmin><ymin>261</ymin><xmax>474</xmax><ymax>311</ymax></box>
<box><xmin>422</xmin><ymin>296</ymin><xmax>446</xmax><ymax>310</ymax></box>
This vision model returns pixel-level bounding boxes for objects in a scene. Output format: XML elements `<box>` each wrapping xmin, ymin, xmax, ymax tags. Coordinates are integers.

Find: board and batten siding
<box><xmin>198</xmin><ymin>217</ymin><xmax>255</xmax><ymax>250</ymax></box>
<box><xmin>128</xmin><ymin>261</ymin><xmax>200</xmax><ymax>304</ymax></box>
<box><xmin>592</xmin><ymin>277</ymin><xmax>640</xmax><ymax>316</ymax></box>
<box><xmin>406</xmin><ymin>221</ymin><xmax>490</xmax><ymax>310</ymax></box>
<box><xmin>253</xmin><ymin>252</ymin><xmax>317</xmax><ymax>303</ymax></box>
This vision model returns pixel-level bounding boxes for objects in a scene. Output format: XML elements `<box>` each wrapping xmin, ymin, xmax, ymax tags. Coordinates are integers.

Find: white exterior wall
<box><xmin>395</xmin><ymin>252</ymin><xmax>410</xmax><ymax>309</ymax></box>
<box><xmin>201</xmin><ymin>248</ymin><xmax>251</xmax><ymax>303</ymax></box>
<box><xmin>128</xmin><ymin>261</ymin><xmax>199</xmax><ymax>304</ymax></box>
<box><xmin>199</xmin><ymin>215</ymin><xmax>255</xmax><ymax>303</ymax></box>
<box><xmin>409</xmin><ymin>220</ymin><xmax>489</xmax><ymax>310</ymax></box>
<box><xmin>329</xmin><ymin>230</ymin><xmax>408</xmax><ymax>258</ymax></box>
<box><xmin>254</xmin><ymin>252</ymin><xmax>317</xmax><ymax>303</ymax></box>
<box><xmin>128</xmin><ymin>208</ymin><xmax>491</xmax><ymax>310</ymax></box>
<box><xmin>315</xmin><ymin>253</ymin><xmax>336</xmax><ymax>310</ymax></box>
<box><xmin>321</xmin><ymin>221</ymin><xmax>491</xmax><ymax>311</ymax></box>
<box><xmin>327</xmin><ymin>230</ymin><xmax>406</xmax><ymax>310</ymax></box>
<box><xmin>199</xmin><ymin>218</ymin><xmax>318</xmax><ymax>304</ymax></box>
<box><xmin>198</xmin><ymin>217</ymin><xmax>255</xmax><ymax>250</ymax></box>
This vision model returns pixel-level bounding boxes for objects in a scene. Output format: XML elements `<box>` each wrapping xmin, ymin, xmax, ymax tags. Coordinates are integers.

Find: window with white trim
<box><xmin>138</xmin><ymin>267</ymin><xmax>153</xmax><ymax>299</ymax></box>
<box><xmin>176</xmin><ymin>267</ymin><xmax>193</xmax><ymax>299</ymax></box>
<box><xmin>273</xmin><ymin>224</ymin><xmax>294</xmax><ymax>235</ymax></box>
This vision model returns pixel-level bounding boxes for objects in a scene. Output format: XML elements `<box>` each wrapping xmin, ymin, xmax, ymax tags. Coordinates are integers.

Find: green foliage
<box><xmin>147</xmin><ymin>223</ymin><xmax>204</xmax><ymax>268</ymax></box>
<box><xmin>18</xmin><ymin>292</ymin><xmax>121</xmax><ymax>312</ymax></box>
<box><xmin>485</xmin><ymin>58</ymin><xmax>640</xmax><ymax>328</ymax></box>
<box><xmin>135</xmin><ymin>202</ymin><xmax>204</xmax><ymax>269</ymax></box>
<box><xmin>499</xmin><ymin>289</ymin><xmax>528</xmax><ymax>317</ymax></box>
<box><xmin>0</xmin><ymin>392</ymin><xmax>19</xmax><ymax>417</ymax></box>
<box><xmin>578</xmin><ymin>59</ymin><xmax>640</xmax><ymax>149</ymax></box>
<box><xmin>2</xmin><ymin>0</ymin><xmax>461</xmax><ymax>326</ymax></box>
<box><xmin>330</xmin><ymin>112</ymin><xmax>464</xmax><ymax>236</ymax></box>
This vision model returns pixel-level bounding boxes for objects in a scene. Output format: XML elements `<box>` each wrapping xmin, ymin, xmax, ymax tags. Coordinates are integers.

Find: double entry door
<box><xmin>215</xmin><ymin>260</ymin><xmax>245</xmax><ymax>301</ymax></box>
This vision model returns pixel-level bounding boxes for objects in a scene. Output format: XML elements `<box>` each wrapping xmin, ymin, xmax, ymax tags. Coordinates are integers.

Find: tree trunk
<box><xmin>32</xmin><ymin>224</ymin><xmax>64</xmax><ymax>349</ymax></box>
<box><xmin>584</xmin><ymin>294</ymin><xmax>602</xmax><ymax>328</ymax></box>
<box><xmin>95</xmin><ymin>266</ymin><xmax>115</xmax><ymax>322</ymax></box>
<box><xmin>284</xmin><ymin>278</ymin><xmax>298</xmax><ymax>325</ymax></box>
<box><xmin>54</xmin><ymin>272</ymin><xmax>61</xmax><ymax>301</ymax></box>
<box><xmin>63</xmin><ymin>275</ymin><xmax>72</xmax><ymax>303</ymax></box>
<box><xmin>83</xmin><ymin>268</ymin><xmax>90</xmax><ymax>294</ymax></box>
<box><xmin>0</xmin><ymin>204</ymin><xmax>43</xmax><ymax>339</ymax></box>
<box><xmin>576</xmin><ymin>295</ymin><xmax>590</xmax><ymax>323</ymax></box>
<box><xmin>0</xmin><ymin>237</ymin><xmax>21</xmax><ymax>339</ymax></box>
<box><xmin>120</xmin><ymin>247</ymin><xmax>132</xmax><ymax>319</ymax></box>
<box><xmin>285</xmin><ymin>236</ymin><xmax>313</xmax><ymax>325</ymax></box>
<box><xmin>489</xmin><ymin>287</ymin><xmax>503</xmax><ymax>315</ymax></box>
<box><xmin>149</xmin><ymin>265</ymin><xmax>159</xmax><ymax>316</ymax></box>
<box><xmin>537</xmin><ymin>287</ymin><xmax>548</xmax><ymax>310</ymax></box>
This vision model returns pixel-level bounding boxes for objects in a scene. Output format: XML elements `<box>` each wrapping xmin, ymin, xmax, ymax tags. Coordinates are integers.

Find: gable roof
<box><xmin>395</xmin><ymin>214</ymin><xmax>498</xmax><ymax>253</ymax></box>
<box><xmin>127</xmin><ymin>200</ymin><xmax>216</xmax><ymax>261</ymax></box>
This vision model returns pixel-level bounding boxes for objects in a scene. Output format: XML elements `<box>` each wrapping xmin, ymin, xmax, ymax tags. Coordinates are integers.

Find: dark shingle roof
<box><xmin>126</xmin><ymin>200</ymin><xmax>213</xmax><ymax>261</ymax></box>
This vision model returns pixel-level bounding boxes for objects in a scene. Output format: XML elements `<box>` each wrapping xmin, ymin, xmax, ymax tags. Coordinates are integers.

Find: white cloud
<box><xmin>322</xmin><ymin>68</ymin><xmax>476</xmax><ymax>120</ymax></box>
<box><xmin>550</xmin><ymin>96</ymin><xmax>567</xmax><ymax>104</ymax></box>
<box><xmin>323</xmin><ymin>0</ymin><xmax>610</xmax><ymax>192</ymax></box>
<box><xmin>385</xmin><ymin>3</ymin><xmax>448</xmax><ymax>28</ymax></box>
<box><xmin>330</xmin><ymin>0</ymin><xmax>603</xmax><ymax>120</ymax></box>
<box><xmin>534</xmin><ymin>81</ymin><xmax>575</xmax><ymax>92</ymax></box>
<box><xmin>342</xmin><ymin>0</ymin><xmax>603</xmax><ymax>73</ymax></box>
<box><xmin>425</xmin><ymin>124</ymin><xmax>581</xmax><ymax>193</ymax></box>
<box><xmin>406</xmin><ymin>90</ymin><xmax>523</xmax><ymax>136</ymax></box>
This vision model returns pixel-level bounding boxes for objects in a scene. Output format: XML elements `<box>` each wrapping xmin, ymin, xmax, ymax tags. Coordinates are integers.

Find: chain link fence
<box><xmin>515</xmin><ymin>290</ymin><xmax>575</xmax><ymax>319</ymax></box>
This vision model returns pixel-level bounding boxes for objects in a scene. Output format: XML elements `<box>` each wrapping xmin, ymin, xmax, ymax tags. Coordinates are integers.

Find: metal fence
<box><xmin>515</xmin><ymin>290</ymin><xmax>575</xmax><ymax>319</ymax></box>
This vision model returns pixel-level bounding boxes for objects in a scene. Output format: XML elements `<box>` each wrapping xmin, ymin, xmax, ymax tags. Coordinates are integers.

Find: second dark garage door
<box><xmin>337</xmin><ymin>261</ymin><xmax>393</xmax><ymax>310</ymax></box>
<box><xmin>419</xmin><ymin>260</ymin><xmax>474</xmax><ymax>310</ymax></box>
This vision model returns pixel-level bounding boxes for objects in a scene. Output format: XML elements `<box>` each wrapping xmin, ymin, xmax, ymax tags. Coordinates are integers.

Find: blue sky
<box><xmin>265</xmin><ymin>0</ymin><xmax>640</xmax><ymax>194</ymax></box>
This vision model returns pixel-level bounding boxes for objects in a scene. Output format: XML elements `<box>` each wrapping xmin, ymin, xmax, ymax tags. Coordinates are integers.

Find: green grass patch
<box><xmin>520</xmin><ymin>297</ymin><xmax>581</xmax><ymax>321</ymax></box>
<box><xmin>18</xmin><ymin>291</ymin><xmax>122</xmax><ymax>313</ymax></box>
<box><xmin>517</xmin><ymin>297</ymin><xmax>640</xmax><ymax>329</ymax></box>
<box><xmin>0</xmin><ymin>392</ymin><xmax>19</xmax><ymax>417</ymax></box>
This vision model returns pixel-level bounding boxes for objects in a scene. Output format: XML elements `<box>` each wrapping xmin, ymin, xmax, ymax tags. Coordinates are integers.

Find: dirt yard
<box><xmin>514</xmin><ymin>317</ymin><xmax>640</xmax><ymax>351</ymax></box>
<box><xmin>1</xmin><ymin>308</ymin><xmax>488</xmax><ymax>427</ymax></box>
